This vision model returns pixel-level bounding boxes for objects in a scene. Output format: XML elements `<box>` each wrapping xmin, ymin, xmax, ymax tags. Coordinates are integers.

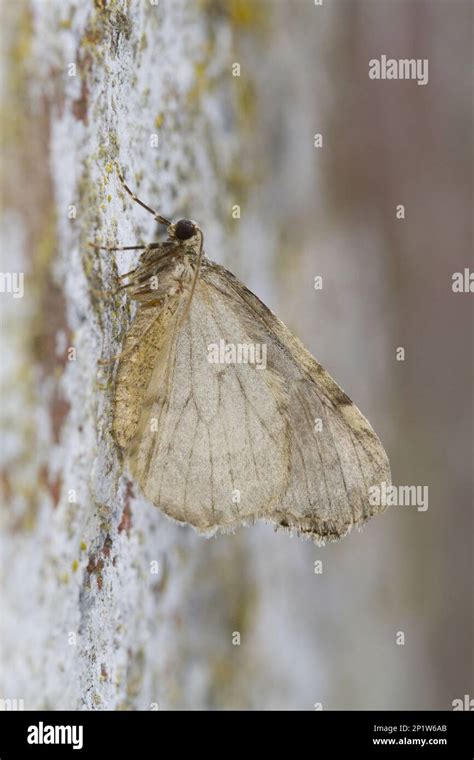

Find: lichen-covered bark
<box><xmin>1</xmin><ymin>0</ymin><xmax>269</xmax><ymax>711</ymax></box>
<box><xmin>2</xmin><ymin>0</ymin><xmax>470</xmax><ymax>712</ymax></box>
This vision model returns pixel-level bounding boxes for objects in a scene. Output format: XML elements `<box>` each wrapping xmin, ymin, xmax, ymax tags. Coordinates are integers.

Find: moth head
<box><xmin>168</xmin><ymin>219</ymin><xmax>203</xmax><ymax>257</ymax></box>
<box><xmin>171</xmin><ymin>219</ymin><xmax>197</xmax><ymax>241</ymax></box>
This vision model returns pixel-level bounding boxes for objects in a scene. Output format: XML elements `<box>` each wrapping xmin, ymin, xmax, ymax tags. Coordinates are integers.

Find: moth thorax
<box><xmin>173</xmin><ymin>259</ymin><xmax>195</xmax><ymax>282</ymax></box>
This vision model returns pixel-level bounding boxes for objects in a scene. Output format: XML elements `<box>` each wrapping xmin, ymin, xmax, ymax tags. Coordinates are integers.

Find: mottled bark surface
<box><xmin>1</xmin><ymin>0</ymin><xmax>471</xmax><ymax>710</ymax></box>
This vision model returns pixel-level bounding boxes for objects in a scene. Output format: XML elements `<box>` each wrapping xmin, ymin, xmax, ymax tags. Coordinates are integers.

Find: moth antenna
<box><xmin>115</xmin><ymin>163</ymin><xmax>172</xmax><ymax>227</ymax></box>
<box><xmin>180</xmin><ymin>228</ymin><xmax>204</xmax><ymax>326</ymax></box>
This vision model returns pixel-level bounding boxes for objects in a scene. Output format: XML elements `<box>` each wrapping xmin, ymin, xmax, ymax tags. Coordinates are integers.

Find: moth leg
<box><xmin>90</xmin><ymin>280</ymin><xmax>137</xmax><ymax>299</ymax></box>
<box><xmin>98</xmin><ymin>353</ymin><xmax>122</xmax><ymax>366</ymax></box>
<box><xmin>116</xmin><ymin>280</ymin><xmax>141</xmax><ymax>292</ymax></box>
<box><xmin>116</xmin><ymin>243</ymin><xmax>165</xmax><ymax>281</ymax></box>
<box><xmin>90</xmin><ymin>287</ymin><xmax>119</xmax><ymax>299</ymax></box>
<box><xmin>89</xmin><ymin>243</ymin><xmax>148</xmax><ymax>252</ymax></box>
<box><xmin>116</xmin><ymin>270</ymin><xmax>152</xmax><ymax>285</ymax></box>
<box><xmin>97</xmin><ymin>345</ymin><xmax>134</xmax><ymax>366</ymax></box>
<box><xmin>117</xmin><ymin>269</ymin><xmax>139</xmax><ymax>281</ymax></box>
<box><xmin>115</xmin><ymin>163</ymin><xmax>171</xmax><ymax>228</ymax></box>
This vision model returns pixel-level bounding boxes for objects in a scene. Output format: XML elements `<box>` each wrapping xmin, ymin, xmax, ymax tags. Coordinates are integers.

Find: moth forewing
<box><xmin>122</xmin><ymin>271</ymin><xmax>290</xmax><ymax>530</ymax></box>
<box><xmin>113</xmin><ymin>294</ymin><xmax>182</xmax><ymax>450</ymax></box>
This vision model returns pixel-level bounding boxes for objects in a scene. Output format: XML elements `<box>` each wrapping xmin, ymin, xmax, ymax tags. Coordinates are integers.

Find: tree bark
<box><xmin>3</xmin><ymin>0</ymin><xmax>469</xmax><ymax>712</ymax></box>
<box><xmin>1</xmin><ymin>0</ymin><xmax>272</xmax><ymax>711</ymax></box>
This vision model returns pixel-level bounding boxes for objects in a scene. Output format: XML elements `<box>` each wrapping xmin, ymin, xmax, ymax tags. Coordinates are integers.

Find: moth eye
<box><xmin>174</xmin><ymin>219</ymin><xmax>196</xmax><ymax>241</ymax></box>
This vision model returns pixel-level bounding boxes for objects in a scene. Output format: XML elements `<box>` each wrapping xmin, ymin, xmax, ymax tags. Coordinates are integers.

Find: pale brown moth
<box><xmin>94</xmin><ymin>167</ymin><xmax>391</xmax><ymax>544</ymax></box>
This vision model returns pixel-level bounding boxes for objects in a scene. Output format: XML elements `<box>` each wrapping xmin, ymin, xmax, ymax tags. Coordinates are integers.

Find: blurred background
<box><xmin>0</xmin><ymin>0</ymin><xmax>472</xmax><ymax>710</ymax></box>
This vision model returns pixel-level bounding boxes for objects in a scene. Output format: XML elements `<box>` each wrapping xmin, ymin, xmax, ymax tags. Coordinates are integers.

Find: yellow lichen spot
<box><xmin>80</xmin><ymin>541</ymin><xmax>87</xmax><ymax>551</ymax></box>
<box><xmin>58</xmin><ymin>18</ymin><xmax>72</xmax><ymax>30</ymax></box>
<box><xmin>13</xmin><ymin>5</ymin><xmax>33</xmax><ymax>66</ymax></box>
<box><xmin>83</xmin><ymin>255</ymin><xmax>94</xmax><ymax>278</ymax></box>
<box><xmin>36</xmin><ymin>206</ymin><xmax>57</xmax><ymax>271</ymax></box>
<box><xmin>72</xmin><ymin>559</ymin><xmax>79</xmax><ymax>572</ymax></box>
<box><xmin>107</xmin><ymin>194</ymin><xmax>112</xmax><ymax>203</ymax></box>
<box><xmin>154</xmin><ymin>113</ymin><xmax>164</xmax><ymax>129</ymax></box>
<box><xmin>229</xmin><ymin>0</ymin><xmax>263</xmax><ymax>27</ymax></box>
<box><xmin>23</xmin><ymin>511</ymin><xmax>36</xmax><ymax>532</ymax></box>
<box><xmin>237</xmin><ymin>79</ymin><xmax>256</xmax><ymax>130</ymax></box>
<box><xmin>188</xmin><ymin>60</ymin><xmax>210</xmax><ymax>103</ymax></box>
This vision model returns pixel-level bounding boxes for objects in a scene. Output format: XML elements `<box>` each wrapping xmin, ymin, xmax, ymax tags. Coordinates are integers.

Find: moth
<box><xmin>95</xmin><ymin>167</ymin><xmax>391</xmax><ymax>544</ymax></box>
